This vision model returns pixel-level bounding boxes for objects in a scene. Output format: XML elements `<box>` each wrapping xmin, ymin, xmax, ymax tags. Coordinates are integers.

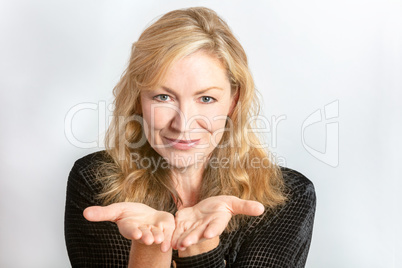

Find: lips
<box><xmin>163</xmin><ymin>136</ymin><xmax>200</xmax><ymax>150</ymax></box>
<box><xmin>164</xmin><ymin>137</ymin><xmax>200</xmax><ymax>143</ymax></box>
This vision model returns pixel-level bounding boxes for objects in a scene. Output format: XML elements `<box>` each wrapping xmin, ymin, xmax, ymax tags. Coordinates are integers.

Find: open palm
<box><xmin>84</xmin><ymin>202</ymin><xmax>175</xmax><ymax>252</ymax></box>
<box><xmin>172</xmin><ymin>195</ymin><xmax>264</xmax><ymax>250</ymax></box>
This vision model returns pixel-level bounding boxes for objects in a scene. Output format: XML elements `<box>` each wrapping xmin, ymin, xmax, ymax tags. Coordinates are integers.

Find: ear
<box><xmin>228</xmin><ymin>89</ymin><xmax>239</xmax><ymax>117</ymax></box>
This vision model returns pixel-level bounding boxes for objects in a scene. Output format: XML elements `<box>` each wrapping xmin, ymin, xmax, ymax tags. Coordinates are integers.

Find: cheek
<box><xmin>208</xmin><ymin>102</ymin><xmax>232</xmax><ymax>130</ymax></box>
<box><xmin>204</xmin><ymin>105</ymin><xmax>231</xmax><ymax>144</ymax></box>
<box><xmin>209</xmin><ymin>114</ymin><xmax>228</xmax><ymax>131</ymax></box>
<box><xmin>142</xmin><ymin>104</ymin><xmax>175</xmax><ymax>131</ymax></box>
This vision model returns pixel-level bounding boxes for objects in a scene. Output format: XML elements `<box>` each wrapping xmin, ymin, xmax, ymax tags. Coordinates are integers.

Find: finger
<box><xmin>115</xmin><ymin>221</ymin><xmax>143</xmax><ymax>241</ymax></box>
<box><xmin>171</xmin><ymin>224</ymin><xmax>185</xmax><ymax>250</ymax></box>
<box><xmin>178</xmin><ymin>223</ymin><xmax>207</xmax><ymax>248</ymax></box>
<box><xmin>83</xmin><ymin>204</ymin><xmax>125</xmax><ymax>222</ymax></box>
<box><xmin>151</xmin><ymin>226</ymin><xmax>164</xmax><ymax>244</ymax></box>
<box><xmin>139</xmin><ymin>226</ymin><xmax>154</xmax><ymax>245</ymax></box>
<box><xmin>130</xmin><ymin>227</ymin><xmax>143</xmax><ymax>240</ymax></box>
<box><xmin>203</xmin><ymin>219</ymin><xmax>227</xmax><ymax>239</ymax></box>
<box><xmin>160</xmin><ymin>224</ymin><xmax>174</xmax><ymax>253</ymax></box>
<box><xmin>229</xmin><ymin>198</ymin><xmax>265</xmax><ymax>216</ymax></box>
<box><xmin>160</xmin><ymin>240</ymin><xmax>172</xmax><ymax>253</ymax></box>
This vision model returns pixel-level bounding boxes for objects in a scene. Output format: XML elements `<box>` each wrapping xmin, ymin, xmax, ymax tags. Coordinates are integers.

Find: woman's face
<box><xmin>140</xmin><ymin>50</ymin><xmax>236</xmax><ymax>169</ymax></box>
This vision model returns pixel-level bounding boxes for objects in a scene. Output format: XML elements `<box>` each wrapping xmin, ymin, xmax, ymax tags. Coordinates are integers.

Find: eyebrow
<box><xmin>161</xmin><ymin>86</ymin><xmax>224</xmax><ymax>95</ymax></box>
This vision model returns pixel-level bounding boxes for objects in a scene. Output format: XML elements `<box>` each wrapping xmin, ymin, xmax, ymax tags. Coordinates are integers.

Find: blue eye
<box><xmin>200</xmin><ymin>96</ymin><xmax>215</xmax><ymax>103</ymax></box>
<box><xmin>154</xmin><ymin>94</ymin><xmax>170</xmax><ymax>102</ymax></box>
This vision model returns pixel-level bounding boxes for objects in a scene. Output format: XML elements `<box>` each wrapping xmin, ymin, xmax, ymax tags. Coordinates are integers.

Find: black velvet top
<box><xmin>64</xmin><ymin>151</ymin><xmax>316</xmax><ymax>267</ymax></box>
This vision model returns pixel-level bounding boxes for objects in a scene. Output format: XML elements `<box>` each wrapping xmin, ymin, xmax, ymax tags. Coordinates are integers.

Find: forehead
<box><xmin>160</xmin><ymin>50</ymin><xmax>230</xmax><ymax>91</ymax></box>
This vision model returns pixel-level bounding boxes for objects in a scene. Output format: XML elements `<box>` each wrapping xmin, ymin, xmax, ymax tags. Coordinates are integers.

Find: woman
<box><xmin>65</xmin><ymin>7</ymin><xmax>316</xmax><ymax>267</ymax></box>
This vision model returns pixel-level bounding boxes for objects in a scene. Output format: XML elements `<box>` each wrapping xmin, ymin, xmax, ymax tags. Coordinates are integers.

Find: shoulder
<box><xmin>239</xmin><ymin>166</ymin><xmax>316</xmax><ymax>236</ymax></box>
<box><xmin>71</xmin><ymin>150</ymin><xmax>112</xmax><ymax>172</ymax></box>
<box><xmin>241</xmin><ymin>166</ymin><xmax>316</xmax><ymax>229</ymax></box>
<box><xmin>69</xmin><ymin>150</ymin><xmax>113</xmax><ymax>179</ymax></box>
<box><xmin>244</xmin><ymin>166</ymin><xmax>316</xmax><ymax>231</ymax></box>
<box><xmin>226</xmin><ymin>167</ymin><xmax>316</xmax><ymax>266</ymax></box>
<box><xmin>279</xmin><ymin>166</ymin><xmax>316</xmax><ymax>201</ymax></box>
<box><xmin>67</xmin><ymin>150</ymin><xmax>113</xmax><ymax>199</ymax></box>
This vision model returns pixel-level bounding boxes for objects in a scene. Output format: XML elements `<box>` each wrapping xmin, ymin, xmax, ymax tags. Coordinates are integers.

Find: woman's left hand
<box><xmin>171</xmin><ymin>195</ymin><xmax>264</xmax><ymax>251</ymax></box>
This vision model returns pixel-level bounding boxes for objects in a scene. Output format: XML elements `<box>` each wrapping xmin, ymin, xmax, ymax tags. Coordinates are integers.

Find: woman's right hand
<box><xmin>83</xmin><ymin>203</ymin><xmax>175</xmax><ymax>253</ymax></box>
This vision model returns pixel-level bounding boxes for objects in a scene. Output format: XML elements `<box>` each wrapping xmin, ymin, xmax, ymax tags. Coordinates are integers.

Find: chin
<box><xmin>157</xmin><ymin>149</ymin><xmax>209</xmax><ymax>170</ymax></box>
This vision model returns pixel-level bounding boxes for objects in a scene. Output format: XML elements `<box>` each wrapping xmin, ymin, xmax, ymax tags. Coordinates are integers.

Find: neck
<box><xmin>171</xmin><ymin>163</ymin><xmax>204</xmax><ymax>209</ymax></box>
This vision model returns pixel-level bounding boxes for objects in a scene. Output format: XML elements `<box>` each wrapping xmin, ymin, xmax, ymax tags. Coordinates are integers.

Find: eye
<box><xmin>153</xmin><ymin>94</ymin><xmax>171</xmax><ymax>102</ymax></box>
<box><xmin>200</xmin><ymin>96</ymin><xmax>216</xmax><ymax>103</ymax></box>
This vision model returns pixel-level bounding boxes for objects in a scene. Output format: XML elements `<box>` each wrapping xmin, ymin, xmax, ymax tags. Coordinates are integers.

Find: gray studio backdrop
<box><xmin>0</xmin><ymin>0</ymin><xmax>400</xmax><ymax>267</ymax></box>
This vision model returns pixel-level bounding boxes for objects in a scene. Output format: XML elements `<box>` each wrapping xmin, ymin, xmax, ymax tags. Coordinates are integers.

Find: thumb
<box><xmin>83</xmin><ymin>204</ymin><xmax>123</xmax><ymax>222</ymax></box>
<box><xmin>229</xmin><ymin>198</ymin><xmax>265</xmax><ymax>216</ymax></box>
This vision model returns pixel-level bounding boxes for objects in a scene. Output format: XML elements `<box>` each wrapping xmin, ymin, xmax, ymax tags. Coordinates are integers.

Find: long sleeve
<box><xmin>64</xmin><ymin>152</ymin><xmax>131</xmax><ymax>267</ymax></box>
<box><xmin>65</xmin><ymin>152</ymin><xmax>315</xmax><ymax>268</ymax></box>
<box><xmin>172</xmin><ymin>242</ymin><xmax>226</xmax><ymax>268</ymax></box>
<box><xmin>172</xmin><ymin>167</ymin><xmax>316</xmax><ymax>268</ymax></box>
<box><xmin>231</xmin><ymin>169</ymin><xmax>316</xmax><ymax>267</ymax></box>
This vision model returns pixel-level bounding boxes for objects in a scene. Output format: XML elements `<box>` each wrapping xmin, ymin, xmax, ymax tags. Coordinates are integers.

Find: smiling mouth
<box><xmin>164</xmin><ymin>137</ymin><xmax>201</xmax><ymax>143</ymax></box>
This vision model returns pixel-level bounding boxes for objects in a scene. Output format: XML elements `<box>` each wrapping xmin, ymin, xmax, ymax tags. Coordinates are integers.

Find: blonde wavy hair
<box><xmin>98</xmin><ymin>7</ymin><xmax>287</xmax><ymax>230</ymax></box>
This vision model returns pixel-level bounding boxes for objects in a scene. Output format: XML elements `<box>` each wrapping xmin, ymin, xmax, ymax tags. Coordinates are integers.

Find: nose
<box><xmin>170</xmin><ymin>102</ymin><xmax>195</xmax><ymax>133</ymax></box>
